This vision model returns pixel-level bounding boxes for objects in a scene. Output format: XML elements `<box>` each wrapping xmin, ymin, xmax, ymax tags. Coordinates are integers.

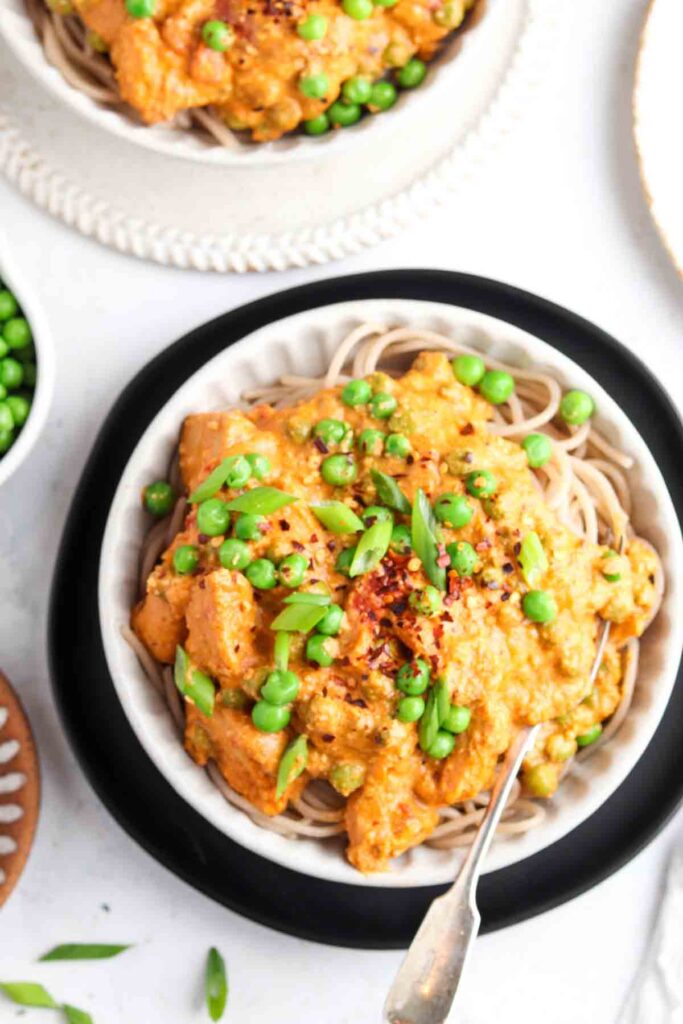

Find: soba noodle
<box><xmin>123</xmin><ymin>323</ymin><xmax>664</xmax><ymax>859</ymax></box>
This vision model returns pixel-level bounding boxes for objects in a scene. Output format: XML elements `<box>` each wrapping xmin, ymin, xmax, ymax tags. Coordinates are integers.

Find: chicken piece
<box><xmin>179</xmin><ymin>409</ymin><xmax>258</xmax><ymax>494</ymax></box>
<box><xmin>185</xmin><ymin>704</ymin><xmax>305</xmax><ymax>814</ymax></box>
<box><xmin>346</xmin><ymin>752</ymin><xmax>439</xmax><ymax>872</ymax></box>
<box><xmin>131</xmin><ymin>592</ymin><xmax>186</xmax><ymax>663</ymax></box>
<box><xmin>185</xmin><ymin>569</ymin><xmax>259</xmax><ymax>687</ymax></box>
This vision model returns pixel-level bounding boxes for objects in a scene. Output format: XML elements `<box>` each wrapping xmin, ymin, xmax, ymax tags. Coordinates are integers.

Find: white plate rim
<box><xmin>98</xmin><ymin>296</ymin><xmax>683</xmax><ymax>888</ymax></box>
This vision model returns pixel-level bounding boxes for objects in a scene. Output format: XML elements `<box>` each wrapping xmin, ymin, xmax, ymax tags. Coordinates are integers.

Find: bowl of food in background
<box><xmin>0</xmin><ymin>235</ymin><xmax>54</xmax><ymax>488</ymax></box>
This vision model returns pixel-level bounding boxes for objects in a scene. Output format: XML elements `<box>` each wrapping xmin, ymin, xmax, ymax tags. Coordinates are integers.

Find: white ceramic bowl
<box><xmin>0</xmin><ymin>0</ymin><xmax>521</xmax><ymax>167</ymax></box>
<box><xmin>99</xmin><ymin>298</ymin><xmax>683</xmax><ymax>887</ymax></box>
<box><xmin>0</xmin><ymin>233</ymin><xmax>54</xmax><ymax>489</ymax></box>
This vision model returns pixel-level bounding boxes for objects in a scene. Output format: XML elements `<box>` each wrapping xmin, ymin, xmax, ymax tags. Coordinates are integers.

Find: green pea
<box><xmin>218</xmin><ymin>538</ymin><xmax>251</xmax><ymax>571</ymax></box>
<box><xmin>427</xmin><ymin>730</ymin><xmax>455</xmax><ymax>759</ymax></box>
<box><xmin>396</xmin><ymin>58</ymin><xmax>426</xmax><ymax>88</ymax></box>
<box><xmin>342</xmin><ymin>378</ymin><xmax>372</xmax><ymax>406</ymax></box>
<box><xmin>389</xmin><ymin>523</ymin><xmax>412</xmax><ymax>555</ymax></box>
<box><xmin>342</xmin><ymin>0</ymin><xmax>373</xmax><ymax>17</ymax></box>
<box><xmin>314</xmin><ymin>418</ymin><xmax>347</xmax><ymax>445</ymax></box>
<box><xmin>397</xmin><ymin>695</ymin><xmax>425</xmax><ymax>723</ymax></box>
<box><xmin>601</xmin><ymin>549</ymin><xmax>622</xmax><ymax>583</ymax></box>
<box><xmin>278</xmin><ymin>552</ymin><xmax>308</xmax><ymax>588</ymax></box>
<box><xmin>525</xmin><ymin>763</ymin><xmax>556</xmax><ymax>797</ymax></box>
<box><xmin>576</xmin><ymin>723</ymin><xmax>603</xmax><ymax>747</ymax></box>
<box><xmin>443</xmin><ymin>704</ymin><xmax>471</xmax><ymax>734</ymax></box>
<box><xmin>303</xmin><ymin>113</ymin><xmax>330</xmax><ymax>136</ymax></box>
<box><xmin>361</xmin><ymin>505</ymin><xmax>393</xmax><ymax>526</ymax></box>
<box><xmin>197</xmin><ymin>498</ymin><xmax>230</xmax><ymax>536</ymax></box>
<box><xmin>409</xmin><ymin>585</ymin><xmax>443</xmax><ymax>616</ymax></box>
<box><xmin>335</xmin><ymin>546</ymin><xmax>356</xmax><ymax>576</ymax></box>
<box><xmin>328</xmin><ymin>101</ymin><xmax>362</xmax><ymax>127</ymax></box>
<box><xmin>234</xmin><ymin>513</ymin><xmax>264</xmax><ymax>541</ymax></box>
<box><xmin>202</xmin><ymin>19</ymin><xmax>235</xmax><ymax>50</ymax></box>
<box><xmin>321</xmin><ymin>453</ymin><xmax>358</xmax><ymax>486</ymax></box>
<box><xmin>560</xmin><ymin>390</ymin><xmax>595</xmax><ymax>426</ymax></box>
<box><xmin>316</xmin><ymin>603</ymin><xmax>344</xmax><ymax>636</ymax></box>
<box><xmin>22</xmin><ymin>363</ymin><xmax>36</xmax><ymax>388</ymax></box>
<box><xmin>434</xmin><ymin>0</ymin><xmax>463</xmax><ymax>25</ymax></box>
<box><xmin>6</xmin><ymin>395</ymin><xmax>30</xmax><ymax>428</ymax></box>
<box><xmin>306</xmin><ymin>633</ymin><xmax>334</xmax><ymax>666</ymax></box>
<box><xmin>329</xmin><ymin>763</ymin><xmax>365</xmax><ymax>795</ymax></box>
<box><xmin>0</xmin><ymin>291</ymin><xmax>18</xmax><ymax>322</ymax></box>
<box><xmin>0</xmin><ymin>427</ymin><xmax>14</xmax><ymax>453</ymax></box>
<box><xmin>447</xmin><ymin>540</ymin><xmax>477</xmax><ymax>576</ymax></box>
<box><xmin>245</xmin><ymin>558</ymin><xmax>277</xmax><ymax>589</ymax></box>
<box><xmin>173</xmin><ymin>544</ymin><xmax>199</xmax><ymax>575</ymax></box>
<box><xmin>396</xmin><ymin>658</ymin><xmax>430</xmax><ymax>695</ymax></box>
<box><xmin>299</xmin><ymin>73</ymin><xmax>329</xmax><ymax>99</ymax></box>
<box><xmin>0</xmin><ymin>358</ymin><xmax>23</xmax><ymax>391</ymax></box>
<box><xmin>434</xmin><ymin>493</ymin><xmax>473</xmax><ymax>528</ymax></box>
<box><xmin>125</xmin><ymin>0</ymin><xmax>155</xmax><ymax>16</ymax></box>
<box><xmin>522</xmin><ymin>433</ymin><xmax>552</xmax><ymax>468</ymax></box>
<box><xmin>252</xmin><ymin>700</ymin><xmax>291</xmax><ymax>732</ymax></box>
<box><xmin>342</xmin><ymin>76</ymin><xmax>372</xmax><ymax>104</ymax></box>
<box><xmin>358</xmin><ymin>429</ymin><xmax>385</xmax><ymax>455</ymax></box>
<box><xmin>297</xmin><ymin>13</ymin><xmax>327</xmax><ymax>38</ymax></box>
<box><xmin>261</xmin><ymin>669</ymin><xmax>300</xmax><ymax>704</ymax></box>
<box><xmin>3</xmin><ymin>318</ymin><xmax>31</xmax><ymax>350</ymax></box>
<box><xmin>144</xmin><ymin>480</ymin><xmax>175</xmax><ymax>517</ymax></box>
<box><xmin>385</xmin><ymin>433</ymin><xmax>410</xmax><ymax>458</ymax></box>
<box><xmin>370</xmin><ymin>391</ymin><xmax>398</xmax><ymax>419</ymax></box>
<box><xmin>369</xmin><ymin>81</ymin><xmax>397</xmax><ymax>111</ymax></box>
<box><xmin>465</xmin><ymin>469</ymin><xmax>496</xmax><ymax>498</ymax></box>
<box><xmin>452</xmin><ymin>353</ymin><xmax>486</xmax><ymax>387</ymax></box>
<box><xmin>522</xmin><ymin>589</ymin><xmax>557</xmax><ymax>624</ymax></box>
<box><xmin>222</xmin><ymin>455</ymin><xmax>251</xmax><ymax>489</ymax></box>
<box><xmin>480</xmin><ymin>370</ymin><xmax>515</xmax><ymax>405</ymax></box>
<box><xmin>246</xmin><ymin>453</ymin><xmax>271</xmax><ymax>480</ymax></box>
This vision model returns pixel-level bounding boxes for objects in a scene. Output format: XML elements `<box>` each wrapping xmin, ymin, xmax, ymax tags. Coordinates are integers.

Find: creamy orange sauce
<box><xmin>132</xmin><ymin>352</ymin><xmax>658</xmax><ymax>872</ymax></box>
<box><xmin>69</xmin><ymin>0</ymin><xmax>477</xmax><ymax>139</ymax></box>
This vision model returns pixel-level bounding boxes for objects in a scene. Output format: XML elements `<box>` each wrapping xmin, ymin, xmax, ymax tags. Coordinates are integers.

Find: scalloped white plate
<box><xmin>99</xmin><ymin>298</ymin><xmax>683</xmax><ymax>887</ymax></box>
<box><xmin>634</xmin><ymin>0</ymin><xmax>683</xmax><ymax>276</ymax></box>
<box><xmin>0</xmin><ymin>0</ymin><xmax>552</xmax><ymax>270</ymax></box>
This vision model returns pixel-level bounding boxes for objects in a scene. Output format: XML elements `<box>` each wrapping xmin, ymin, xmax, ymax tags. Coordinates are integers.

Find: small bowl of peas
<box><xmin>0</xmin><ymin>237</ymin><xmax>54</xmax><ymax>488</ymax></box>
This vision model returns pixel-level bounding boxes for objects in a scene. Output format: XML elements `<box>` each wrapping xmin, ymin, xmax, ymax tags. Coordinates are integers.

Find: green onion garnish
<box><xmin>349</xmin><ymin>519</ymin><xmax>393</xmax><ymax>577</ymax></box>
<box><xmin>371</xmin><ymin>469</ymin><xmax>411</xmax><ymax>514</ymax></box>
<box><xmin>225</xmin><ymin>486</ymin><xmax>298</xmax><ymax>515</ymax></box>
<box><xmin>518</xmin><ymin>531</ymin><xmax>548</xmax><ymax>588</ymax></box>
<box><xmin>270</xmin><ymin>603</ymin><xmax>328</xmax><ymax>632</ymax></box>
<box><xmin>311</xmin><ymin>502</ymin><xmax>364</xmax><ymax>534</ymax></box>
<box><xmin>434</xmin><ymin>678</ymin><xmax>450</xmax><ymax>725</ymax></box>
<box><xmin>188</xmin><ymin>456</ymin><xmax>247</xmax><ymax>503</ymax></box>
<box><xmin>282</xmin><ymin>592</ymin><xmax>332</xmax><ymax>606</ymax></box>
<box><xmin>276</xmin><ymin>735</ymin><xmax>308</xmax><ymax>798</ymax></box>
<box><xmin>274</xmin><ymin>631</ymin><xmax>290</xmax><ymax>671</ymax></box>
<box><xmin>64</xmin><ymin>1006</ymin><xmax>94</xmax><ymax>1024</ymax></box>
<box><xmin>0</xmin><ymin>982</ymin><xmax>58</xmax><ymax>1008</ymax></box>
<box><xmin>40</xmin><ymin>944</ymin><xmax>131</xmax><ymax>961</ymax></box>
<box><xmin>174</xmin><ymin>646</ymin><xmax>216</xmax><ymax>717</ymax></box>
<box><xmin>205</xmin><ymin>947</ymin><xmax>228</xmax><ymax>1022</ymax></box>
<box><xmin>418</xmin><ymin>687</ymin><xmax>440</xmax><ymax>753</ymax></box>
<box><xmin>411</xmin><ymin>489</ymin><xmax>446</xmax><ymax>590</ymax></box>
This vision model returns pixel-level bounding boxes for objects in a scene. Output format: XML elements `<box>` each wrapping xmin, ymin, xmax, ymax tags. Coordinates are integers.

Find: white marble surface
<box><xmin>0</xmin><ymin>0</ymin><xmax>682</xmax><ymax>1021</ymax></box>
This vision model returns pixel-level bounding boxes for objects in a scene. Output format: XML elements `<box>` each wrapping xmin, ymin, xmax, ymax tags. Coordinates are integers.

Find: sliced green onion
<box><xmin>311</xmin><ymin>502</ymin><xmax>364</xmax><ymax>534</ymax></box>
<box><xmin>434</xmin><ymin>678</ymin><xmax>450</xmax><ymax>725</ymax></box>
<box><xmin>419</xmin><ymin>687</ymin><xmax>440</xmax><ymax>753</ymax></box>
<box><xmin>189</xmin><ymin>455</ymin><xmax>250</xmax><ymax>503</ymax></box>
<box><xmin>63</xmin><ymin>1007</ymin><xmax>94</xmax><ymax>1024</ymax></box>
<box><xmin>40</xmin><ymin>944</ymin><xmax>131</xmax><ymax>961</ymax></box>
<box><xmin>274</xmin><ymin>631</ymin><xmax>290</xmax><ymax>671</ymax></box>
<box><xmin>0</xmin><ymin>983</ymin><xmax>57</xmax><ymax>1008</ymax></box>
<box><xmin>225</xmin><ymin>486</ymin><xmax>298</xmax><ymax>515</ymax></box>
<box><xmin>174</xmin><ymin>646</ymin><xmax>215</xmax><ymax>716</ymax></box>
<box><xmin>411</xmin><ymin>489</ymin><xmax>446</xmax><ymax>590</ymax></box>
<box><xmin>276</xmin><ymin>735</ymin><xmax>308</xmax><ymax>798</ymax></box>
<box><xmin>349</xmin><ymin>518</ymin><xmax>393</xmax><ymax>577</ymax></box>
<box><xmin>518</xmin><ymin>531</ymin><xmax>548</xmax><ymax>588</ymax></box>
<box><xmin>371</xmin><ymin>469</ymin><xmax>411</xmax><ymax>514</ymax></box>
<box><xmin>282</xmin><ymin>592</ymin><xmax>331</xmax><ymax>606</ymax></box>
<box><xmin>270</xmin><ymin>603</ymin><xmax>328</xmax><ymax>632</ymax></box>
<box><xmin>205</xmin><ymin>947</ymin><xmax>228</xmax><ymax>1022</ymax></box>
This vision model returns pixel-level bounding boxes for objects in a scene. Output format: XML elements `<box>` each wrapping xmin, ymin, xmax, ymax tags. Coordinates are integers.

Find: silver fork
<box><xmin>384</xmin><ymin>611</ymin><xmax>616</xmax><ymax>1024</ymax></box>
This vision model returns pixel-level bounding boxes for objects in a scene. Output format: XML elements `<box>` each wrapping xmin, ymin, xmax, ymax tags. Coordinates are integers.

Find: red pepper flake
<box><xmin>406</xmin><ymin>454</ymin><xmax>415</xmax><ymax>466</ymax></box>
<box><xmin>463</xmin><ymin>451</ymin><xmax>474</xmax><ymax>463</ymax></box>
<box><xmin>279</xmin><ymin>519</ymin><xmax>290</xmax><ymax>531</ymax></box>
<box><xmin>502</xmin><ymin>562</ymin><xmax>514</xmax><ymax>574</ymax></box>
<box><xmin>513</xmin><ymin>542</ymin><xmax>521</xmax><ymax>556</ymax></box>
<box><xmin>310</xmin><ymin>534</ymin><xmax>319</xmax><ymax>543</ymax></box>
<box><xmin>501</xmin><ymin>591</ymin><xmax>511</xmax><ymax>601</ymax></box>
<box><xmin>327</xmin><ymin>540</ymin><xmax>336</xmax><ymax>552</ymax></box>
<box><xmin>198</xmin><ymin>533</ymin><xmax>209</xmax><ymax>544</ymax></box>
<box><xmin>379</xmin><ymin>617</ymin><xmax>392</xmax><ymax>628</ymax></box>
<box><xmin>314</xmin><ymin>437</ymin><xmax>329</xmax><ymax>454</ymax></box>
<box><xmin>475</xmin><ymin>540</ymin><xmax>491</xmax><ymax>553</ymax></box>
<box><xmin>198</xmin><ymin>578</ymin><xmax>206</xmax><ymax>589</ymax></box>
<box><xmin>436</xmin><ymin>542</ymin><xmax>451</xmax><ymax>569</ymax></box>
<box><xmin>460</xmin><ymin>423</ymin><xmax>475</xmax><ymax>436</ymax></box>
<box><xmin>345</xmin><ymin>696</ymin><xmax>367</xmax><ymax>708</ymax></box>
<box><xmin>292</xmin><ymin>541</ymin><xmax>304</xmax><ymax>551</ymax></box>
<box><xmin>321</xmin><ymin>733</ymin><xmax>335</xmax><ymax>743</ymax></box>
